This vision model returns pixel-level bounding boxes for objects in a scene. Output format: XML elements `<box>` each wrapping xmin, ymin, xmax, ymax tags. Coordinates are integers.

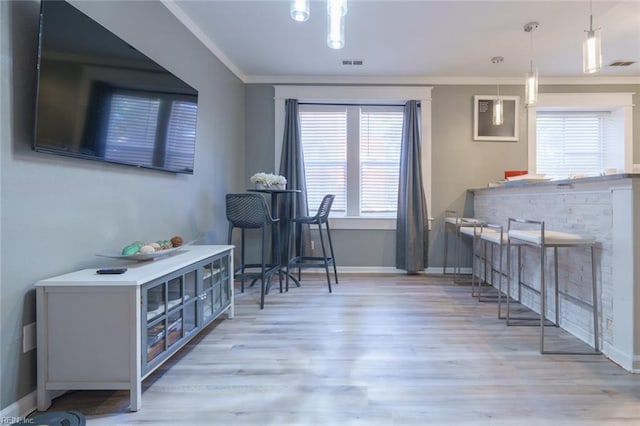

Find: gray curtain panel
<box><xmin>279</xmin><ymin>99</ymin><xmax>311</xmax><ymax>261</ymax></box>
<box><xmin>396</xmin><ymin>100</ymin><xmax>429</xmax><ymax>273</ymax></box>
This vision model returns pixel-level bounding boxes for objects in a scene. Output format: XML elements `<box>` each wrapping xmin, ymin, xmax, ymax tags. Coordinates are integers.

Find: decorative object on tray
<box><xmin>97</xmin><ymin>236</ymin><xmax>187</xmax><ymax>261</ymax></box>
<box><xmin>250</xmin><ymin>172</ymin><xmax>287</xmax><ymax>190</ymax></box>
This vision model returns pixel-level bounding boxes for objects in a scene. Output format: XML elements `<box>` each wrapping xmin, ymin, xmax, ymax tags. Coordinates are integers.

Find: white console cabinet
<box><xmin>36</xmin><ymin>245</ymin><xmax>234</xmax><ymax>411</ymax></box>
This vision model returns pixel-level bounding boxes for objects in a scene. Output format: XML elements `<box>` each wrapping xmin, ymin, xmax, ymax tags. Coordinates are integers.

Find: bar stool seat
<box><xmin>506</xmin><ymin>218</ymin><xmax>600</xmax><ymax>355</ymax></box>
<box><xmin>508</xmin><ymin>230</ymin><xmax>596</xmax><ymax>246</ymax></box>
<box><xmin>445</xmin><ymin>217</ymin><xmax>485</xmax><ymax>226</ymax></box>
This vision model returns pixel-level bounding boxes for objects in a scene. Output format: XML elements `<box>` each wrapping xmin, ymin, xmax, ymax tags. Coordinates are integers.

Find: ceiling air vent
<box><xmin>609</xmin><ymin>60</ymin><xmax>635</xmax><ymax>67</ymax></box>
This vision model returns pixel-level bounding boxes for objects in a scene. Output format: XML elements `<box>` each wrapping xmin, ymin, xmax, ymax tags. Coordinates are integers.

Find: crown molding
<box><xmin>248</xmin><ymin>74</ymin><xmax>640</xmax><ymax>86</ymax></box>
<box><xmin>160</xmin><ymin>0</ymin><xmax>246</xmax><ymax>82</ymax></box>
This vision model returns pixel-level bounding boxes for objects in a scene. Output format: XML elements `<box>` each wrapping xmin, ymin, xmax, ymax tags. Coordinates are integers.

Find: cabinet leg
<box><xmin>37</xmin><ymin>389</ymin><xmax>52</xmax><ymax>412</ymax></box>
<box><xmin>129</xmin><ymin>382</ymin><xmax>142</xmax><ymax>412</ymax></box>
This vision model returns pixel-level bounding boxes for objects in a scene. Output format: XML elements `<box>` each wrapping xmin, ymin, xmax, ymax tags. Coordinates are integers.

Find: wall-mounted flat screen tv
<box><xmin>33</xmin><ymin>0</ymin><xmax>198</xmax><ymax>174</ymax></box>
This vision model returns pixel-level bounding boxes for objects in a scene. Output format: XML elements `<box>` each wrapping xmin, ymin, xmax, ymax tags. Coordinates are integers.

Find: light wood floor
<box><xmin>43</xmin><ymin>274</ymin><xmax>640</xmax><ymax>425</ymax></box>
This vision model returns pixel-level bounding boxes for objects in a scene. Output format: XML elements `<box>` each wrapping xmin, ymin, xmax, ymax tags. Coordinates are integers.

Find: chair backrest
<box><xmin>314</xmin><ymin>194</ymin><xmax>335</xmax><ymax>223</ymax></box>
<box><xmin>226</xmin><ymin>193</ymin><xmax>272</xmax><ymax>229</ymax></box>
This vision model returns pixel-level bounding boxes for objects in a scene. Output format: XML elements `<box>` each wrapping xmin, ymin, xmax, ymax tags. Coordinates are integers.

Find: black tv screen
<box><xmin>33</xmin><ymin>0</ymin><xmax>198</xmax><ymax>174</ymax></box>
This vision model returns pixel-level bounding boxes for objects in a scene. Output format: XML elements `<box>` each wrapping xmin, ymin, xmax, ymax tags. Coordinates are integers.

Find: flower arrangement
<box><xmin>250</xmin><ymin>172</ymin><xmax>287</xmax><ymax>189</ymax></box>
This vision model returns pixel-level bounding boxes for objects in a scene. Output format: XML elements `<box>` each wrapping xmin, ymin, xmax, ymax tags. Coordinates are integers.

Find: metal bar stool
<box><xmin>443</xmin><ymin>210</ymin><xmax>485</xmax><ymax>278</ymax></box>
<box><xmin>464</xmin><ymin>223</ymin><xmax>515</xmax><ymax>320</ymax></box>
<box><xmin>506</xmin><ymin>218</ymin><xmax>600</xmax><ymax>355</ymax></box>
<box><xmin>286</xmin><ymin>194</ymin><xmax>337</xmax><ymax>292</ymax></box>
<box><xmin>226</xmin><ymin>193</ymin><xmax>281</xmax><ymax>309</ymax></box>
<box><xmin>459</xmin><ymin>222</ymin><xmax>484</xmax><ymax>297</ymax></box>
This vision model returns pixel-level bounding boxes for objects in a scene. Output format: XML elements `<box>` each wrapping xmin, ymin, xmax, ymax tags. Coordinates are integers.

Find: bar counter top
<box><xmin>470</xmin><ymin>173</ymin><xmax>639</xmax><ymax>193</ymax></box>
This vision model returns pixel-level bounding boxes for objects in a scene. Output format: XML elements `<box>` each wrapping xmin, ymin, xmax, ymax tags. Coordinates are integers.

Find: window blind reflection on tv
<box><xmin>33</xmin><ymin>0</ymin><xmax>198</xmax><ymax>174</ymax></box>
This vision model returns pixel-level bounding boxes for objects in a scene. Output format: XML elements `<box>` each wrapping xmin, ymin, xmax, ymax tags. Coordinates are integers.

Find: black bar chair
<box><xmin>286</xmin><ymin>194</ymin><xmax>337</xmax><ymax>292</ymax></box>
<box><xmin>226</xmin><ymin>193</ymin><xmax>281</xmax><ymax>309</ymax></box>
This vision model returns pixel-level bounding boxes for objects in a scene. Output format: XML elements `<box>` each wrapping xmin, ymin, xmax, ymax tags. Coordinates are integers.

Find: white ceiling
<box><xmin>165</xmin><ymin>0</ymin><xmax>640</xmax><ymax>83</ymax></box>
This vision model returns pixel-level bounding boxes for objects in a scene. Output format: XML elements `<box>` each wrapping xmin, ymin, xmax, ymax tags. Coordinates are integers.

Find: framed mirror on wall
<box><xmin>473</xmin><ymin>95</ymin><xmax>519</xmax><ymax>141</ymax></box>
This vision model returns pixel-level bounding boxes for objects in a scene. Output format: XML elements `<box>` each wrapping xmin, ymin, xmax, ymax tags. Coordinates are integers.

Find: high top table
<box><xmin>248</xmin><ymin>188</ymin><xmax>301</xmax><ymax>289</ymax></box>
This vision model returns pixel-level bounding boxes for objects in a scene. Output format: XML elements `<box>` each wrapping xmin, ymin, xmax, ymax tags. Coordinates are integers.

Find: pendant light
<box><xmin>524</xmin><ymin>21</ymin><xmax>539</xmax><ymax>106</ymax></box>
<box><xmin>583</xmin><ymin>0</ymin><xmax>602</xmax><ymax>73</ymax></box>
<box><xmin>491</xmin><ymin>56</ymin><xmax>504</xmax><ymax>126</ymax></box>
<box><xmin>290</xmin><ymin>0</ymin><xmax>310</xmax><ymax>22</ymax></box>
<box><xmin>327</xmin><ymin>0</ymin><xmax>347</xmax><ymax>49</ymax></box>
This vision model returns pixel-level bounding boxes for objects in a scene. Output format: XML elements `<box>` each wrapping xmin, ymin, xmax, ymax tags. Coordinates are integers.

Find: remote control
<box><xmin>96</xmin><ymin>268</ymin><xmax>128</xmax><ymax>275</ymax></box>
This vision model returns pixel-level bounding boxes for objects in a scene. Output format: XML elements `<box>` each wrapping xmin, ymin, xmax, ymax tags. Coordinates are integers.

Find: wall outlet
<box><xmin>23</xmin><ymin>322</ymin><xmax>36</xmax><ymax>353</ymax></box>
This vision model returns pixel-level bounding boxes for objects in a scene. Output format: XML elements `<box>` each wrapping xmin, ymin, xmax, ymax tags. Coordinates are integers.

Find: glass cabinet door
<box><xmin>167</xmin><ymin>310</ymin><xmax>183</xmax><ymax>348</ymax></box>
<box><xmin>167</xmin><ymin>276</ymin><xmax>185</xmax><ymax>348</ymax></box>
<box><xmin>202</xmin><ymin>263</ymin><xmax>214</xmax><ymax>321</ymax></box>
<box><xmin>183</xmin><ymin>270</ymin><xmax>199</xmax><ymax>335</ymax></box>
<box><xmin>220</xmin><ymin>254</ymin><xmax>231</xmax><ymax>306</ymax></box>
<box><xmin>212</xmin><ymin>257</ymin><xmax>222</xmax><ymax>313</ymax></box>
<box><xmin>141</xmin><ymin>250</ymin><xmax>233</xmax><ymax>375</ymax></box>
<box><xmin>145</xmin><ymin>282</ymin><xmax>166</xmax><ymax>363</ymax></box>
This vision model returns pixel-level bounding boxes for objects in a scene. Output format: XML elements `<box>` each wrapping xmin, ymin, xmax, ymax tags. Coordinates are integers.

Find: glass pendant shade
<box><xmin>327</xmin><ymin>4</ymin><xmax>345</xmax><ymax>49</ymax></box>
<box><xmin>493</xmin><ymin>97</ymin><xmax>504</xmax><ymax>126</ymax></box>
<box><xmin>290</xmin><ymin>0</ymin><xmax>310</xmax><ymax>22</ymax></box>
<box><xmin>525</xmin><ymin>66</ymin><xmax>538</xmax><ymax>106</ymax></box>
<box><xmin>327</xmin><ymin>0</ymin><xmax>348</xmax><ymax>17</ymax></box>
<box><xmin>583</xmin><ymin>28</ymin><xmax>602</xmax><ymax>73</ymax></box>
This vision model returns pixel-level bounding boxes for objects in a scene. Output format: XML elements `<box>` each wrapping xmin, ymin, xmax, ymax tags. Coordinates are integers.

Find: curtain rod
<box><xmin>297</xmin><ymin>102</ymin><xmax>420</xmax><ymax>108</ymax></box>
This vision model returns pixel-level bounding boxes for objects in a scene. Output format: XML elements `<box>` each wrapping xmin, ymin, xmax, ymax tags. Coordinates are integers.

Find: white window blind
<box><xmin>299</xmin><ymin>104</ymin><xmax>403</xmax><ymax>217</ymax></box>
<box><xmin>359</xmin><ymin>107</ymin><xmax>403</xmax><ymax>216</ymax></box>
<box><xmin>299</xmin><ymin>106</ymin><xmax>347</xmax><ymax>214</ymax></box>
<box><xmin>536</xmin><ymin>111</ymin><xmax>609</xmax><ymax>179</ymax></box>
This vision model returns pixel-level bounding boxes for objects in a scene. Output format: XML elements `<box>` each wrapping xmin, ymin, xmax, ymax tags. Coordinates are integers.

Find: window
<box><xmin>274</xmin><ymin>85</ymin><xmax>432</xmax><ymax>230</ymax></box>
<box><xmin>527</xmin><ymin>92</ymin><xmax>634</xmax><ymax>177</ymax></box>
<box><xmin>299</xmin><ymin>104</ymin><xmax>404</xmax><ymax>217</ymax></box>
<box><xmin>536</xmin><ymin>111</ymin><xmax>610</xmax><ymax>179</ymax></box>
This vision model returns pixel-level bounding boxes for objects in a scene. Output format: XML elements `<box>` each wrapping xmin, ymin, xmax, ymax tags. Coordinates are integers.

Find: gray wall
<box><xmin>1</xmin><ymin>0</ymin><xmax>245</xmax><ymax>410</ymax></box>
<box><xmin>245</xmin><ymin>84</ymin><xmax>640</xmax><ymax>269</ymax></box>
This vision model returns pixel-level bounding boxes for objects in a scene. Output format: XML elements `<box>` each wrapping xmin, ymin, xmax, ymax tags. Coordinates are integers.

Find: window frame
<box><xmin>527</xmin><ymin>92</ymin><xmax>634</xmax><ymax>175</ymax></box>
<box><xmin>298</xmin><ymin>103</ymin><xmax>405</xmax><ymax>218</ymax></box>
<box><xmin>274</xmin><ymin>85</ymin><xmax>432</xmax><ymax>230</ymax></box>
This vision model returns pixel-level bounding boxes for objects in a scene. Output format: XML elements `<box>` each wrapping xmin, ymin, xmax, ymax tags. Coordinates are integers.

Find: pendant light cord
<box><xmin>530</xmin><ymin>30</ymin><xmax>534</xmax><ymax>73</ymax></box>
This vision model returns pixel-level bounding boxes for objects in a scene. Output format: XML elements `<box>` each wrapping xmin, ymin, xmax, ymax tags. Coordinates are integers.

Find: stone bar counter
<box><xmin>471</xmin><ymin>174</ymin><xmax>640</xmax><ymax>372</ymax></box>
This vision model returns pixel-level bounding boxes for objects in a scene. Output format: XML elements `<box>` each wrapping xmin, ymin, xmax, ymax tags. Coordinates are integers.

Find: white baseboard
<box><xmin>0</xmin><ymin>390</ymin><xmax>36</xmax><ymax>422</ymax></box>
<box><xmin>603</xmin><ymin>342</ymin><xmax>640</xmax><ymax>373</ymax></box>
<box><xmin>426</xmin><ymin>267</ymin><xmax>472</xmax><ymax>275</ymax></box>
<box><xmin>0</xmin><ymin>389</ymin><xmax>68</xmax><ymax>422</ymax></box>
<box><xmin>298</xmin><ymin>266</ymin><xmax>472</xmax><ymax>275</ymax></box>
